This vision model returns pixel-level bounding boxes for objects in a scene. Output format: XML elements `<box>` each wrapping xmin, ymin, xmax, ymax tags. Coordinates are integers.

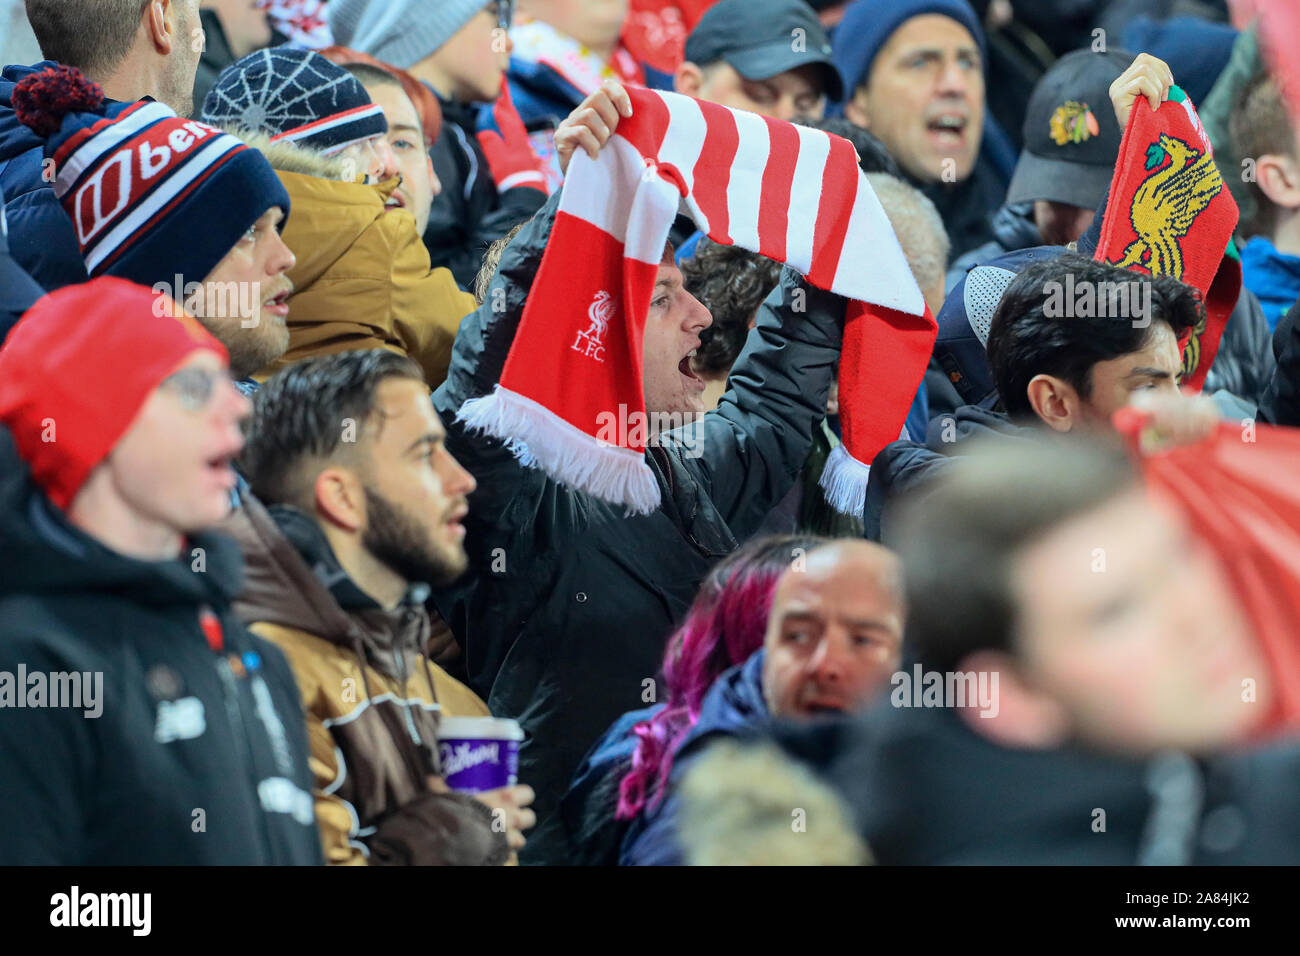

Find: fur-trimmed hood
<box><xmin>216</xmin><ymin>127</ymin><xmax>355</xmax><ymax>181</ymax></box>
<box><xmin>210</xmin><ymin>126</ymin><xmax>474</xmax><ymax>388</ymax></box>
<box><xmin>678</xmin><ymin>738</ymin><xmax>871</xmax><ymax>865</ymax></box>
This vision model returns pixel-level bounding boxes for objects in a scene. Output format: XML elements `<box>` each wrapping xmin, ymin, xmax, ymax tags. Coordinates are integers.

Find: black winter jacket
<box><xmin>193</xmin><ymin>10</ymin><xmax>241</xmax><ymax>120</ymax></box>
<box><xmin>916</xmin><ymin>149</ymin><xmax>1009</xmax><ymax>262</ymax></box>
<box><xmin>431</xmin><ymin>192</ymin><xmax>846</xmax><ymax>863</ymax></box>
<box><xmin>1256</xmin><ymin>294</ymin><xmax>1300</xmax><ymax>426</ymax></box>
<box><xmin>944</xmin><ymin>201</ymin><xmax>1043</xmax><ymax>292</ymax></box>
<box><xmin>424</xmin><ymin>95</ymin><xmax>547</xmax><ymax>290</ymax></box>
<box><xmin>776</xmin><ymin>701</ymin><xmax>1300</xmax><ymax>864</ymax></box>
<box><xmin>0</xmin><ymin>427</ymin><xmax>323</xmax><ymax>865</ymax></box>
<box><xmin>1208</xmin><ymin>283</ymin><xmax>1274</xmax><ymax>406</ymax></box>
<box><xmin>865</xmin><ymin>403</ymin><xmax>1033</xmax><ymax>544</ymax></box>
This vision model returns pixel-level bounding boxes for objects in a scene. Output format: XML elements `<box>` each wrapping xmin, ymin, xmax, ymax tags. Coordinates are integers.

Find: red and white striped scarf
<box><xmin>458</xmin><ymin>88</ymin><xmax>936</xmax><ymax>516</ymax></box>
<box><xmin>264</xmin><ymin>0</ymin><xmax>334</xmax><ymax>49</ymax></box>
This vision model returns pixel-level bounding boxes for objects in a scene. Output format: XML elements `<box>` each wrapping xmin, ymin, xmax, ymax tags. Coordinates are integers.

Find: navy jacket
<box><xmin>865</xmin><ymin>403</ymin><xmax>1032</xmax><ymax>544</ymax></box>
<box><xmin>561</xmin><ymin>704</ymin><xmax>661</xmax><ymax>866</ymax></box>
<box><xmin>619</xmin><ymin>650</ymin><xmax>770</xmax><ymax>866</ymax></box>
<box><xmin>0</xmin><ymin>61</ymin><xmax>90</xmax><ymax>291</ymax></box>
<box><xmin>0</xmin><ymin>181</ymin><xmax>44</xmax><ymax>341</ymax></box>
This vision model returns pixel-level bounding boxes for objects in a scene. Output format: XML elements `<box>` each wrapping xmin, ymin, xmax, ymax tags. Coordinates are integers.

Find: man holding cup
<box><xmin>226</xmin><ymin>349</ymin><xmax>536</xmax><ymax>865</ymax></box>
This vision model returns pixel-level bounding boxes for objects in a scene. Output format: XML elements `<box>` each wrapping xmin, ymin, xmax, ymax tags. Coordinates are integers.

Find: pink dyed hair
<box><xmin>616</xmin><ymin>534</ymin><xmax>828</xmax><ymax>820</ymax></box>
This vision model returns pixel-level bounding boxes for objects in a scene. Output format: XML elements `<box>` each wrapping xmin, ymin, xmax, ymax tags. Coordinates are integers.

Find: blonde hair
<box><xmin>867</xmin><ymin>172</ymin><xmax>950</xmax><ymax>301</ymax></box>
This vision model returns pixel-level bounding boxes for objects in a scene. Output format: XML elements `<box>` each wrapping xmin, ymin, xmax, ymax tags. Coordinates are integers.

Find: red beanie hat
<box><xmin>0</xmin><ymin>277</ymin><xmax>228</xmax><ymax>509</ymax></box>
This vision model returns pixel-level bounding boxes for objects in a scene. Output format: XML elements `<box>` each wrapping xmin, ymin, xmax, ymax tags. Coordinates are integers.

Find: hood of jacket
<box><xmin>618</xmin><ymin>654</ymin><xmax>769</xmax><ymax>866</ymax></box>
<box><xmin>224</xmin><ymin>493</ymin><xmax>431</xmax><ymax>683</ymax></box>
<box><xmin>0</xmin><ymin>62</ymin><xmax>99</xmax><ymax>289</ymax></box>
<box><xmin>237</xmin><ymin>134</ymin><xmax>399</xmax><ymax>295</ymax></box>
<box><xmin>271</xmin><ymin>167</ymin><xmax>400</xmax><ymax>298</ymax></box>
<box><xmin>436</xmin><ymin>92</ymin><xmax>483</xmax><ymax>136</ymax></box>
<box><xmin>0</xmin><ymin>424</ymin><xmax>243</xmax><ymax>610</ymax></box>
<box><xmin>0</xmin><ymin>62</ymin><xmax>52</xmax><ymax>166</ymax></box>
<box><xmin>922</xmin><ymin>403</ymin><xmax>1028</xmax><ymax>453</ymax></box>
<box><xmin>989</xmin><ymin>201</ymin><xmax>1043</xmax><ymax>253</ymax></box>
<box><xmin>675</xmin><ymin>649</ymin><xmax>770</xmax><ymax>765</ymax></box>
<box><xmin>241</xmin><ymin>133</ymin><xmax>352</xmax><ymax>181</ymax></box>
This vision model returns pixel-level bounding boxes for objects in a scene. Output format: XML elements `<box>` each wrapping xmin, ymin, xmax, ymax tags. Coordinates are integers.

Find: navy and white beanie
<box><xmin>201</xmin><ymin>47</ymin><xmax>387</xmax><ymax>155</ymax></box>
<box><xmin>12</xmin><ymin>65</ymin><xmax>290</xmax><ymax>288</ymax></box>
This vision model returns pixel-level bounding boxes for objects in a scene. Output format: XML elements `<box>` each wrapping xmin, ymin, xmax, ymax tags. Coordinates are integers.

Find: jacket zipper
<box><xmin>208</xmin><ymin>609</ymin><xmax>279</xmax><ymax>861</ymax></box>
<box><xmin>394</xmin><ymin>618</ymin><xmax>425</xmax><ymax>748</ymax></box>
<box><xmin>346</xmin><ymin>620</ymin><xmax>424</xmax><ymax>748</ymax></box>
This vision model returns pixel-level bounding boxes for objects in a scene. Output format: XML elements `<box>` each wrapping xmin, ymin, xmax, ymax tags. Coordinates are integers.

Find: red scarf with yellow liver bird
<box><xmin>1095</xmin><ymin>85</ymin><xmax>1240</xmax><ymax>392</ymax></box>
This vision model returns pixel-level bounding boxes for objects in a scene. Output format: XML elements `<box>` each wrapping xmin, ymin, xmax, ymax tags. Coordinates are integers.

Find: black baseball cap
<box><xmin>1006</xmin><ymin>48</ymin><xmax>1133</xmax><ymax>210</ymax></box>
<box><xmin>684</xmin><ymin>0</ymin><xmax>844</xmax><ymax>103</ymax></box>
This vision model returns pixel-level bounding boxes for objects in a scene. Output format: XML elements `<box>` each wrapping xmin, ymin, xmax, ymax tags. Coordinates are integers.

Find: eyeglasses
<box><xmin>160</xmin><ymin>366</ymin><xmax>233</xmax><ymax>412</ymax></box>
<box><xmin>487</xmin><ymin>0</ymin><xmax>513</xmax><ymax>32</ymax></box>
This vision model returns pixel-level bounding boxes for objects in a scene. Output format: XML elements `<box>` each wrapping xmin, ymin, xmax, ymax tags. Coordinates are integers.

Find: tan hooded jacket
<box><xmin>223</xmin><ymin>494</ymin><xmax>499</xmax><ymax>866</ymax></box>
<box><xmin>242</xmin><ymin>137</ymin><xmax>476</xmax><ymax>388</ymax></box>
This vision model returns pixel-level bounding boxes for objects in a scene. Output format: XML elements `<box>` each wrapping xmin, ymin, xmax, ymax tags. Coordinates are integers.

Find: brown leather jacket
<box><xmin>223</xmin><ymin>494</ymin><xmax>505</xmax><ymax>865</ymax></box>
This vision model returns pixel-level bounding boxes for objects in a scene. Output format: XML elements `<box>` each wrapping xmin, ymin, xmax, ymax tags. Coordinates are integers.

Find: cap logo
<box><xmin>67</xmin><ymin>122</ymin><xmax>247</xmax><ymax>275</ymax></box>
<box><xmin>70</xmin><ymin>119</ymin><xmax>220</xmax><ymax>246</ymax></box>
<box><xmin>74</xmin><ymin>150</ymin><xmax>133</xmax><ymax>245</ymax></box>
<box><xmin>1049</xmin><ymin>101</ymin><xmax>1100</xmax><ymax>146</ymax></box>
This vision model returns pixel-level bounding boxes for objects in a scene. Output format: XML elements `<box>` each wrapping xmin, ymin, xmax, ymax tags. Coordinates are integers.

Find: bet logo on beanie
<box><xmin>12</xmin><ymin>64</ymin><xmax>290</xmax><ymax>290</ymax></box>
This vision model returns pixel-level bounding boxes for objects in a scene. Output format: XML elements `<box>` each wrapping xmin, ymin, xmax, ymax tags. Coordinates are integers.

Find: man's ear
<box><xmin>1026</xmin><ymin>374</ymin><xmax>1081</xmax><ymax>432</ymax></box>
<box><xmin>146</xmin><ymin>0</ymin><xmax>177</xmax><ymax>55</ymax></box>
<box><xmin>314</xmin><ymin>466</ymin><xmax>365</xmax><ymax>533</ymax></box>
<box><xmin>844</xmin><ymin>87</ymin><xmax>871</xmax><ymax>128</ymax></box>
<box><xmin>1255</xmin><ymin>152</ymin><xmax>1300</xmax><ymax>212</ymax></box>
<box><xmin>957</xmin><ymin>650</ymin><xmax>1072</xmax><ymax>750</ymax></box>
<box><xmin>674</xmin><ymin>62</ymin><xmax>704</xmax><ymax>97</ymax></box>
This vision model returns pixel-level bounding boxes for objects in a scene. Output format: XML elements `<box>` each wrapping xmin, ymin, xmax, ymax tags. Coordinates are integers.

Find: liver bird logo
<box><xmin>584</xmin><ymin>289</ymin><xmax>615</xmax><ymax>340</ymax></box>
<box><xmin>1108</xmin><ymin>133</ymin><xmax>1223</xmax><ymax>280</ymax></box>
<box><xmin>571</xmin><ymin>290</ymin><xmax>615</xmax><ymax>362</ymax></box>
<box><xmin>1180</xmin><ymin>310</ymin><xmax>1207</xmax><ymax>381</ymax></box>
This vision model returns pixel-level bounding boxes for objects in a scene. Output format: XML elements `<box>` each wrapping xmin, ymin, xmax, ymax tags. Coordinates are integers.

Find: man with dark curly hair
<box><xmin>681</xmin><ymin>241</ymin><xmax>782</xmax><ymax>410</ymax></box>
